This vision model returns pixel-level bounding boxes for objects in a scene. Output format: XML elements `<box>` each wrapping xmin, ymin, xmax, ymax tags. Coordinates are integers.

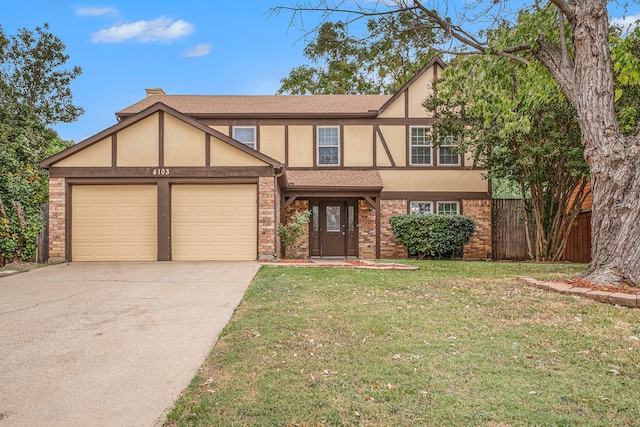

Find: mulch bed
<box><xmin>556</xmin><ymin>277</ymin><xmax>639</xmax><ymax>295</ymax></box>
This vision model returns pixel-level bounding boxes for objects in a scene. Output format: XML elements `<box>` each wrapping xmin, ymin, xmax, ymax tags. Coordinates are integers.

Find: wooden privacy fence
<box><xmin>35</xmin><ymin>203</ymin><xmax>49</xmax><ymax>263</ymax></box>
<box><xmin>563</xmin><ymin>211</ymin><xmax>591</xmax><ymax>263</ymax></box>
<box><xmin>492</xmin><ymin>199</ymin><xmax>531</xmax><ymax>260</ymax></box>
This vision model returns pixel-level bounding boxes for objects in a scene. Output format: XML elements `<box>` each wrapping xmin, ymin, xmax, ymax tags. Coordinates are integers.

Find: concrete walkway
<box><xmin>0</xmin><ymin>261</ymin><xmax>260</xmax><ymax>426</ymax></box>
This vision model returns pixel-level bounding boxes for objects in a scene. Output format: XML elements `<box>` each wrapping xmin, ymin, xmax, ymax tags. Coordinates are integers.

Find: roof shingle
<box><xmin>285</xmin><ymin>170</ymin><xmax>383</xmax><ymax>190</ymax></box>
<box><xmin>117</xmin><ymin>94</ymin><xmax>392</xmax><ymax>117</ymax></box>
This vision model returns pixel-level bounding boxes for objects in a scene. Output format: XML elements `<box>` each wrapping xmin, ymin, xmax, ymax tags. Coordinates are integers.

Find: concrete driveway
<box><xmin>0</xmin><ymin>261</ymin><xmax>260</xmax><ymax>426</ymax></box>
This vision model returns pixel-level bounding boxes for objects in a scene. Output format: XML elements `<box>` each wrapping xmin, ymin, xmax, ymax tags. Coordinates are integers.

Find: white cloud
<box><xmin>181</xmin><ymin>43</ymin><xmax>212</xmax><ymax>58</ymax></box>
<box><xmin>76</xmin><ymin>7</ymin><xmax>119</xmax><ymax>17</ymax></box>
<box><xmin>611</xmin><ymin>14</ymin><xmax>640</xmax><ymax>31</ymax></box>
<box><xmin>91</xmin><ymin>17</ymin><xmax>194</xmax><ymax>43</ymax></box>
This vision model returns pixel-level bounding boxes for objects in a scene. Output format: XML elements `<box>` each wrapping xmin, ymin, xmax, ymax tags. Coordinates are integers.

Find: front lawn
<box><xmin>166</xmin><ymin>261</ymin><xmax>640</xmax><ymax>426</ymax></box>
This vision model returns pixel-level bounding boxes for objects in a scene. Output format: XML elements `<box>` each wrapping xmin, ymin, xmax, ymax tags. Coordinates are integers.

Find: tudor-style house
<box><xmin>40</xmin><ymin>57</ymin><xmax>492</xmax><ymax>262</ymax></box>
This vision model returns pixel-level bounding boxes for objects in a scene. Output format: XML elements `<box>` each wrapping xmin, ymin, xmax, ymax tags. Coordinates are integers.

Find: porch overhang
<box><xmin>281</xmin><ymin>170</ymin><xmax>383</xmax><ymax>259</ymax></box>
<box><xmin>282</xmin><ymin>170</ymin><xmax>383</xmax><ymax>195</ymax></box>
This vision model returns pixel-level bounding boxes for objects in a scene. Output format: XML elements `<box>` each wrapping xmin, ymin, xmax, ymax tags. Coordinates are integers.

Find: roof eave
<box><xmin>116</xmin><ymin>111</ymin><xmax>380</xmax><ymax>121</ymax></box>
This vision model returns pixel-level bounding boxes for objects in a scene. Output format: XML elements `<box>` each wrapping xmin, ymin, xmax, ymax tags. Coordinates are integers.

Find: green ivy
<box><xmin>390</xmin><ymin>214</ymin><xmax>475</xmax><ymax>259</ymax></box>
<box><xmin>278</xmin><ymin>210</ymin><xmax>311</xmax><ymax>258</ymax></box>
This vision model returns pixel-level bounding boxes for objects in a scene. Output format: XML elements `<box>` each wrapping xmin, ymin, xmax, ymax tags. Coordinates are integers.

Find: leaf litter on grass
<box><xmin>165</xmin><ymin>261</ymin><xmax>640</xmax><ymax>426</ymax></box>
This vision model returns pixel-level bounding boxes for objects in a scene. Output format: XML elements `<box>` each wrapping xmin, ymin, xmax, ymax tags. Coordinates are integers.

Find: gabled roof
<box><xmin>39</xmin><ymin>102</ymin><xmax>283</xmax><ymax>169</ymax></box>
<box><xmin>117</xmin><ymin>94</ymin><xmax>392</xmax><ymax>120</ymax></box>
<box><xmin>377</xmin><ymin>56</ymin><xmax>446</xmax><ymax>115</ymax></box>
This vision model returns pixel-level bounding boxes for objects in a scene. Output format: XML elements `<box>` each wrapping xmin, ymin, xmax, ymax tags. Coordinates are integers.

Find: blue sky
<box><xmin>2</xmin><ymin>1</ymin><xmax>639</xmax><ymax>143</ymax></box>
<box><xmin>3</xmin><ymin>0</ymin><xmax>310</xmax><ymax>142</ymax></box>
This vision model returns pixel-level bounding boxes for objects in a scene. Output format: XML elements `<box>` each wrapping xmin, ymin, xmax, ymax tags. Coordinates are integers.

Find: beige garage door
<box><xmin>171</xmin><ymin>184</ymin><xmax>257</xmax><ymax>260</ymax></box>
<box><xmin>72</xmin><ymin>185</ymin><xmax>157</xmax><ymax>261</ymax></box>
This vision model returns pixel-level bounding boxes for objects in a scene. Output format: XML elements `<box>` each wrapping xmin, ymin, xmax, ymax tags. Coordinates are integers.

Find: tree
<box><xmin>277</xmin><ymin>10</ymin><xmax>442</xmax><ymax>94</ymax></box>
<box><xmin>425</xmin><ymin>41</ymin><xmax>589</xmax><ymax>261</ymax></box>
<box><xmin>273</xmin><ymin>1</ymin><xmax>640</xmax><ymax>286</ymax></box>
<box><xmin>0</xmin><ymin>24</ymin><xmax>80</xmax><ymax>261</ymax></box>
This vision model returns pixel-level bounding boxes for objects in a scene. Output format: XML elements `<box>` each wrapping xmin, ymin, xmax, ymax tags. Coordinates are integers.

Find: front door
<box><xmin>322</xmin><ymin>203</ymin><xmax>346</xmax><ymax>256</ymax></box>
<box><xmin>309</xmin><ymin>200</ymin><xmax>358</xmax><ymax>257</ymax></box>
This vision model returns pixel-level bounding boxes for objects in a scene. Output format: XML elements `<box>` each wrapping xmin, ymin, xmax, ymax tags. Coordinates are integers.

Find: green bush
<box><xmin>278</xmin><ymin>210</ymin><xmax>311</xmax><ymax>258</ymax></box>
<box><xmin>390</xmin><ymin>214</ymin><xmax>475</xmax><ymax>259</ymax></box>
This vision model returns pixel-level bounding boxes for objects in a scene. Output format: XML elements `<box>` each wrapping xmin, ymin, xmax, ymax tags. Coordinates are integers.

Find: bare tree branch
<box><xmin>557</xmin><ymin>7</ymin><xmax>571</xmax><ymax>67</ymax></box>
<box><xmin>547</xmin><ymin>0</ymin><xmax>575</xmax><ymax>20</ymax></box>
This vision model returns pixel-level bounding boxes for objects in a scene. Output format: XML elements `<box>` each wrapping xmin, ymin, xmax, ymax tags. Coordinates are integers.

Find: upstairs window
<box><xmin>437</xmin><ymin>201</ymin><xmax>459</xmax><ymax>215</ymax></box>
<box><xmin>233</xmin><ymin>126</ymin><xmax>256</xmax><ymax>149</ymax></box>
<box><xmin>410</xmin><ymin>126</ymin><xmax>432</xmax><ymax>165</ymax></box>
<box><xmin>438</xmin><ymin>135</ymin><xmax>460</xmax><ymax>165</ymax></box>
<box><xmin>317</xmin><ymin>126</ymin><xmax>339</xmax><ymax>165</ymax></box>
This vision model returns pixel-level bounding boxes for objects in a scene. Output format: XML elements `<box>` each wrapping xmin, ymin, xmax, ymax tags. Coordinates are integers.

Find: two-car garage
<box><xmin>70</xmin><ymin>184</ymin><xmax>258</xmax><ymax>262</ymax></box>
<box><xmin>41</xmin><ymin>103</ymin><xmax>281</xmax><ymax>262</ymax></box>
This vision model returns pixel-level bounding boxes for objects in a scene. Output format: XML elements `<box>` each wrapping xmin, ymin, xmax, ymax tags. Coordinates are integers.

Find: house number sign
<box><xmin>152</xmin><ymin>168</ymin><xmax>170</xmax><ymax>176</ymax></box>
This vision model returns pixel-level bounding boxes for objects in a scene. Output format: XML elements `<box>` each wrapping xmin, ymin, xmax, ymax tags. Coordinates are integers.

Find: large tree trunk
<box><xmin>537</xmin><ymin>0</ymin><xmax>640</xmax><ymax>285</ymax></box>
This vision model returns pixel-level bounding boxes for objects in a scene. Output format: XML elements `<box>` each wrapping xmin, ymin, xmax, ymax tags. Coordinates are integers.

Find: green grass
<box><xmin>165</xmin><ymin>261</ymin><xmax>640</xmax><ymax>426</ymax></box>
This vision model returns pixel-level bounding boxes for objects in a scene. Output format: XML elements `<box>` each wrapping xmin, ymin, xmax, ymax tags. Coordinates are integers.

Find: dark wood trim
<box><xmin>404</xmin><ymin>89</ymin><xmax>409</xmax><ymax>119</ymax></box>
<box><xmin>374</xmin><ymin>125</ymin><xmax>396</xmax><ymax>167</ymax></box>
<box><xmin>284</xmin><ymin>190</ymin><xmax>381</xmax><ymax>199</ymax></box>
<box><xmin>256</xmin><ymin>125</ymin><xmax>261</xmax><ymax>152</ymax></box>
<box><xmin>198</xmin><ymin>118</ymin><xmax>438</xmax><ymax>127</ymax></box>
<box><xmin>158</xmin><ymin>110</ymin><xmax>165</xmax><ymax>167</ymax></box>
<box><xmin>65</xmin><ymin>181</ymin><xmax>72</xmax><ymax>261</ymax></box>
<box><xmin>381</xmin><ymin>191</ymin><xmax>491</xmax><ymax>200</ymax></box>
<box><xmin>339</xmin><ymin>124</ymin><xmax>345</xmax><ymax>167</ymax></box>
<box><xmin>66</xmin><ymin>177</ymin><xmax>259</xmax><ymax>186</ymax></box>
<box><xmin>375</xmin><ymin>197</ymin><xmax>381</xmax><ymax>259</ymax></box>
<box><xmin>284</xmin><ymin>125</ymin><xmax>289</xmax><ymax>167</ymax></box>
<box><xmin>157</xmin><ymin>180</ymin><xmax>171</xmax><ymax>261</ymax></box>
<box><xmin>49</xmin><ymin>166</ymin><xmax>276</xmax><ymax>178</ymax></box>
<box><xmin>283</xmin><ymin>165</ymin><xmax>482</xmax><ymax>171</ymax></box>
<box><xmin>111</xmin><ymin>134</ymin><xmax>117</xmax><ymax>167</ymax></box>
<box><xmin>313</xmin><ymin>125</ymin><xmax>317</xmax><ymax>167</ymax></box>
<box><xmin>373</xmin><ymin>127</ymin><xmax>377</xmax><ymax>167</ymax></box>
<box><xmin>205</xmin><ymin>134</ymin><xmax>211</xmax><ymax>167</ymax></box>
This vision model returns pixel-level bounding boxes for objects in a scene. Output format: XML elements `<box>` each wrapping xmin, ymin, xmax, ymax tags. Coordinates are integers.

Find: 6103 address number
<box><xmin>152</xmin><ymin>168</ymin><xmax>170</xmax><ymax>176</ymax></box>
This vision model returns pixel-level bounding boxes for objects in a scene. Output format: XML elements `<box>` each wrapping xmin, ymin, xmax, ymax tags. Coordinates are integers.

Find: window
<box><xmin>437</xmin><ymin>202</ymin><xmax>459</xmax><ymax>215</ymax></box>
<box><xmin>233</xmin><ymin>126</ymin><xmax>256</xmax><ymax>149</ymax></box>
<box><xmin>317</xmin><ymin>126</ymin><xmax>339</xmax><ymax>165</ymax></box>
<box><xmin>438</xmin><ymin>135</ymin><xmax>460</xmax><ymax>165</ymax></box>
<box><xmin>410</xmin><ymin>201</ymin><xmax>433</xmax><ymax>215</ymax></box>
<box><xmin>410</xmin><ymin>126</ymin><xmax>432</xmax><ymax>165</ymax></box>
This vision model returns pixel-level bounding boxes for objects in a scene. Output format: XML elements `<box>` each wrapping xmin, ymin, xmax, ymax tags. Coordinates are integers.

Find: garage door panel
<box><xmin>72</xmin><ymin>185</ymin><xmax>157</xmax><ymax>261</ymax></box>
<box><xmin>172</xmin><ymin>184</ymin><xmax>257</xmax><ymax>261</ymax></box>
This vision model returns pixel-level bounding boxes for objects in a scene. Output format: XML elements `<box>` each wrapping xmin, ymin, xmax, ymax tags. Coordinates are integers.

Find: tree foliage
<box><xmin>278</xmin><ymin>10</ymin><xmax>442</xmax><ymax>94</ymax></box>
<box><xmin>274</xmin><ymin>0</ymin><xmax>640</xmax><ymax>286</ymax></box>
<box><xmin>0</xmin><ymin>24</ymin><xmax>79</xmax><ymax>261</ymax></box>
<box><xmin>424</xmin><ymin>22</ymin><xmax>590</xmax><ymax>261</ymax></box>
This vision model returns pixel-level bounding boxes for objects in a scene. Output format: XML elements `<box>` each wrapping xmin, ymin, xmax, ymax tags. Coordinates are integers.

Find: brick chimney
<box><xmin>145</xmin><ymin>88</ymin><xmax>166</xmax><ymax>97</ymax></box>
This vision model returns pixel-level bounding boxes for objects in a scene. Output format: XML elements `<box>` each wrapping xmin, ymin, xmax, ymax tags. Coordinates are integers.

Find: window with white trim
<box><xmin>438</xmin><ymin>135</ymin><xmax>460</xmax><ymax>165</ymax></box>
<box><xmin>437</xmin><ymin>201</ymin><xmax>459</xmax><ymax>215</ymax></box>
<box><xmin>410</xmin><ymin>126</ymin><xmax>432</xmax><ymax>165</ymax></box>
<box><xmin>317</xmin><ymin>126</ymin><xmax>339</xmax><ymax>165</ymax></box>
<box><xmin>410</xmin><ymin>201</ymin><xmax>433</xmax><ymax>215</ymax></box>
<box><xmin>233</xmin><ymin>126</ymin><xmax>256</xmax><ymax>149</ymax></box>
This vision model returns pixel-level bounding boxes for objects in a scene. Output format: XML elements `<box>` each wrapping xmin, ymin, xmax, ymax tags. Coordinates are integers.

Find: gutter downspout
<box><xmin>274</xmin><ymin>165</ymin><xmax>285</xmax><ymax>259</ymax></box>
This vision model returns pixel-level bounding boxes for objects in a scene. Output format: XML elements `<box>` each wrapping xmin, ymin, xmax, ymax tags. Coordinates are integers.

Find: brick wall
<box><xmin>283</xmin><ymin>199</ymin><xmax>310</xmax><ymax>258</ymax></box>
<box><xmin>380</xmin><ymin>199</ymin><xmax>408</xmax><ymax>259</ymax></box>
<box><xmin>358</xmin><ymin>199</ymin><xmax>376</xmax><ymax>259</ymax></box>
<box><xmin>258</xmin><ymin>177</ymin><xmax>278</xmax><ymax>259</ymax></box>
<box><xmin>463</xmin><ymin>199</ymin><xmax>492</xmax><ymax>259</ymax></box>
<box><xmin>48</xmin><ymin>177</ymin><xmax>66</xmax><ymax>262</ymax></box>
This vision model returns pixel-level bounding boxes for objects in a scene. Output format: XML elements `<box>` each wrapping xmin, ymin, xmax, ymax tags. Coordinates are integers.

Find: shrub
<box><xmin>278</xmin><ymin>210</ymin><xmax>311</xmax><ymax>258</ymax></box>
<box><xmin>390</xmin><ymin>214</ymin><xmax>476</xmax><ymax>259</ymax></box>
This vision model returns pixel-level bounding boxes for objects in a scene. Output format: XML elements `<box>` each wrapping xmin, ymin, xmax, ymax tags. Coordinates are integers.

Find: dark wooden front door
<box><xmin>322</xmin><ymin>203</ymin><xmax>345</xmax><ymax>256</ymax></box>
<box><xmin>309</xmin><ymin>200</ymin><xmax>357</xmax><ymax>257</ymax></box>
